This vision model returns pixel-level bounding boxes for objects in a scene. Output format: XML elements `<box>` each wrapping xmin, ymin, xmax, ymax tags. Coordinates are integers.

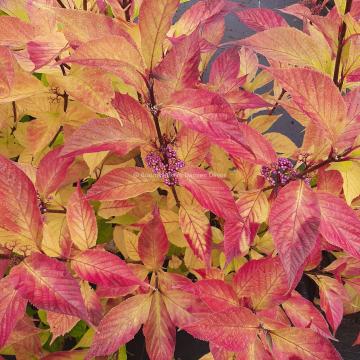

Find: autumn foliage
<box><xmin>0</xmin><ymin>0</ymin><xmax>360</xmax><ymax>359</ymax></box>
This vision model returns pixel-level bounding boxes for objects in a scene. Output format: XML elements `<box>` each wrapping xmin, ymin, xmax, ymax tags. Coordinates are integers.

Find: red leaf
<box><xmin>0</xmin><ymin>155</ymin><xmax>43</xmax><ymax>247</ymax></box>
<box><xmin>71</xmin><ymin>249</ymin><xmax>144</xmax><ymax>287</ymax></box>
<box><xmin>0</xmin><ymin>277</ymin><xmax>27</xmax><ymax>348</ymax></box>
<box><xmin>61</xmin><ymin>118</ymin><xmax>147</xmax><ymax>158</ymax></box>
<box><xmin>9</xmin><ymin>253</ymin><xmax>88</xmax><ymax>321</ymax></box>
<box><xmin>317</xmin><ymin>167</ymin><xmax>343</xmax><ymax>195</ymax></box>
<box><xmin>143</xmin><ymin>292</ymin><xmax>176</xmax><ymax>360</ymax></box>
<box><xmin>183</xmin><ymin>307</ymin><xmax>259</xmax><ymax>352</ymax></box>
<box><xmin>236</xmin><ymin>8</ymin><xmax>288</xmax><ymax>32</ymax></box>
<box><xmin>270</xmin><ymin>328</ymin><xmax>342</xmax><ymax>359</ymax></box>
<box><xmin>317</xmin><ymin>191</ymin><xmax>360</xmax><ymax>259</ymax></box>
<box><xmin>269</xmin><ymin>181</ymin><xmax>321</xmax><ymax>285</ymax></box>
<box><xmin>310</xmin><ymin>275</ymin><xmax>348</xmax><ymax>333</ymax></box>
<box><xmin>112</xmin><ymin>92</ymin><xmax>156</xmax><ymax>139</ymax></box>
<box><xmin>282</xmin><ymin>292</ymin><xmax>332</xmax><ymax>338</ymax></box>
<box><xmin>233</xmin><ymin>257</ymin><xmax>289</xmax><ymax>311</ymax></box>
<box><xmin>183</xmin><ymin>279</ymin><xmax>239</xmax><ymax>312</ymax></box>
<box><xmin>179</xmin><ymin>166</ymin><xmax>239</xmax><ymax>220</ymax></box>
<box><xmin>66</xmin><ymin>185</ymin><xmax>98</xmax><ymax>251</ymax></box>
<box><xmin>86</xmin><ymin>167</ymin><xmax>161</xmax><ymax>201</ymax></box>
<box><xmin>154</xmin><ymin>31</ymin><xmax>200</xmax><ymax>102</ymax></box>
<box><xmin>86</xmin><ymin>294</ymin><xmax>151</xmax><ymax>359</ymax></box>
<box><xmin>138</xmin><ymin>208</ymin><xmax>169</xmax><ymax>271</ymax></box>
<box><xmin>208</xmin><ymin>48</ymin><xmax>244</xmax><ymax>94</ymax></box>
<box><xmin>36</xmin><ymin>147</ymin><xmax>74</xmax><ymax>199</ymax></box>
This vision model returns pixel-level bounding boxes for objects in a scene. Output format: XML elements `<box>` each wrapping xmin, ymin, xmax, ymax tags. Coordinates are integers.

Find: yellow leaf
<box><xmin>264</xmin><ymin>132</ymin><xmax>297</xmax><ymax>157</ymax></box>
<box><xmin>329</xmin><ymin>161</ymin><xmax>360</xmax><ymax>204</ymax></box>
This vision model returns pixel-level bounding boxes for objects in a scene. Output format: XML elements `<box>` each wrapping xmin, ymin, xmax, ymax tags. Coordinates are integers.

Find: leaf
<box><xmin>0</xmin><ymin>155</ymin><xmax>42</xmax><ymax>247</ymax></box>
<box><xmin>61</xmin><ymin>118</ymin><xmax>147</xmax><ymax>158</ymax></box>
<box><xmin>139</xmin><ymin>0</ymin><xmax>179</xmax><ymax>69</ymax></box>
<box><xmin>176</xmin><ymin>127</ymin><xmax>210</xmax><ymax>166</ymax></box>
<box><xmin>317</xmin><ymin>167</ymin><xmax>343</xmax><ymax>196</ymax></box>
<box><xmin>112</xmin><ymin>92</ymin><xmax>156</xmax><ymax>139</ymax></box>
<box><xmin>0</xmin><ymin>16</ymin><xmax>34</xmax><ymax>47</ymax></box>
<box><xmin>179</xmin><ymin>166</ymin><xmax>239</xmax><ymax>220</ymax></box>
<box><xmin>329</xmin><ymin>161</ymin><xmax>360</xmax><ymax>205</ymax></box>
<box><xmin>208</xmin><ymin>48</ymin><xmax>243</xmax><ymax>94</ymax></box>
<box><xmin>224</xmin><ymin>190</ymin><xmax>269</xmax><ymax>260</ymax></box>
<box><xmin>154</xmin><ymin>31</ymin><xmax>200</xmax><ymax>102</ymax></box>
<box><xmin>64</xmin><ymin>35</ymin><xmax>144</xmax><ymax>88</ymax></box>
<box><xmin>143</xmin><ymin>292</ymin><xmax>176</xmax><ymax>360</ymax></box>
<box><xmin>183</xmin><ymin>279</ymin><xmax>239</xmax><ymax>312</ymax></box>
<box><xmin>138</xmin><ymin>207</ymin><xmax>169</xmax><ymax>271</ymax></box>
<box><xmin>80</xmin><ymin>281</ymin><xmax>102</xmax><ymax>326</ymax></box>
<box><xmin>50</xmin><ymin>66</ymin><xmax>116</xmax><ymax>117</ymax></box>
<box><xmin>282</xmin><ymin>292</ymin><xmax>332</xmax><ymax>338</ymax></box>
<box><xmin>310</xmin><ymin>275</ymin><xmax>348</xmax><ymax>333</ymax></box>
<box><xmin>36</xmin><ymin>147</ymin><xmax>74</xmax><ymax>199</ymax></box>
<box><xmin>269</xmin><ymin>181</ymin><xmax>321</xmax><ymax>285</ymax></box>
<box><xmin>236</xmin><ymin>8</ymin><xmax>288</xmax><ymax>32</ymax></box>
<box><xmin>183</xmin><ymin>307</ymin><xmax>259</xmax><ymax>352</ymax></box>
<box><xmin>233</xmin><ymin>257</ymin><xmax>289</xmax><ymax>311</ymax></box>
<box><xmin>317</xmin><ymin>191</ymin><xmax>360</xmax><ymax>259</ymax></box>
<box><xmin>162</xmin><ymin>88</ymin><xmax>241</xmax><ymax>141</ymax></box>
<box><xmin>270</xmin><ymin>328</ymin><xmax>342</xmax><ymax>359</ymax></box>
<box><xmin>0</xmin><ymin>277</ymin><xmax>27</xmax><ymax>348</ymax></box>
<box><xmin>41</xmin><ymin>350</ymin><xmax>89</xmax><ymax>360</ymax></box>
<box><xmin>47</xmin><ymin>312</ymin><xmax>79</xmax><ymax>344</ymax></box>
<box><xmin>9</xmin><ymin>253</ymin><xmax>88</xmax><ymax>321</ymax></box>
<box><xmin>0</xmin><ymin>46</ymin><xmax>14</xmax><ymax>97</ymax></box>
<box><xmin>86</xmin><ymin>167</ymin><xmax>162</xmax><ymax>201</ymax></box>
<box><xmin>178</xmin><ymin>204</ymin><xmax>212</xmax><ymax>265</ymax></box>
<box><xmin>71</xmin><ymin>249</ymin><xmax>144</xmax><ymax>287</ymax></box>
<box><xmin>239</xmin><ymin>27</ymin><xmax>331</xmax><ymax>72</ymax></box>
<box><xmin>267</xmin><ymin>67</ymin><xmax>347</xmax><ymax>144</ymax></box>
<box><xmin>86</xmin><ymin>294</ymin><xmax>151</xmax><ymax>359</ymax></box>
<box><xmin>66</xmin><ymin>185</ymin><xmax>97</xmax><ymax>251</ymax></box>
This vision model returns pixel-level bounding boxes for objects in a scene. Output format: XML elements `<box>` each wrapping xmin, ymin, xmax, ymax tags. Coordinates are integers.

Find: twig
<box><xmin>56</xmin><ymin>0</ymin><xmax>66</xmax><ymax>8</ymax></box>
<box><xmin>10</xmin><ymin>101</ymin><xmax>17</xmax><ymax>135</ymax></box>
<box><xmin>46</xmin><ymin>208</ymin><xmax>67</xmax><ymax>214</ymax></box>
<box><xmin>333</xmin><ymin>0</ymin><xmax>353</xmax><ymax>89</ymax></box>
<box><xmin>268</xmin><ymin>89</ymin><xmax>286</xmax><ymax>116</ymax></box>
<box><xmin>83</xmin><ymin>0</ymin><xmax>87</xmax><ymax>10</ymax></box>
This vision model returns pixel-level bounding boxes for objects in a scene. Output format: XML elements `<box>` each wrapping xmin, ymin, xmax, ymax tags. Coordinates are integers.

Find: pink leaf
<box><xmin>36</xmin><ymin>147</ymin><xmax>74</xmax><ymax>199</ymax></box>
<box><xmin>71</xmin><ymin>249</ymin><xmax>144</xmax><ymax>287</ymax></box>
<box><xmin>86</xmin><ymin>294</ymin><xmax>151</xmax><ymax>359</ymax></box>
<box><xmin>0</xmin><ymin>277</ymin><xmax>27</xmax><ymax>348</ymax></box>
<box><xmin>86</xmin><ymin>167</ymin><xmax>162</xmax><ymax>201</ymax></box>
<box><xmin>236</xmin><ymin>8</ymin><xmax>288</xmax><ymax>32</ymax></box>
<box><xmin>9</xmin><ymin>253</ymin><xmax>88</xmax><ymax>321</ymax></box>
<box><xmin>269</xmin><ymin>181</ymin><xmax>321</xmax><ymax>286</ymax></box>
<box><xmin>282</xmin><ymin>292</ymin><xmax>332</xmax><ymax>338</ymax></box>
<box><xmin>138</xmin><ymin>207</ymin><xmax>169</xmax><ymax>271</ymax></box>
<box><xmin>317</xmin><ymin>191</ymin><xmax>360</xmax><ymax>259</ymax></box>
<box><xmin>183</xmin><ymin>279</ymin><xmax>239</xmax><ymax>312</ymax></box>
<box><xmin>143</xmin><ymin>292</ymin><xmax>176</xmax><ymax>360</ymax></box>
<box><xmin>233</xmin><ymin>257</ymin><xmax>289</xmax><ymax>311</ymax></box>
<box><xmin>61</xmin><ymin>118</ymin><xmax>147</xmax><ymax>158</ymax></box>
<box><xmin>112</xmin><ymin>92</ymin><xmax>156</xmax><ymax>139</ymax></box>
<box><xmin>179</xmin><ymin>166</ymin><xmax>239</xmax><ymax>220</ymax></box>
<box><xmin>270</xmin><ymin>328</ymin><xmax>342</xmax><ymax>360</ymax></box>
<box><xmin>66</xmin><ymin>185</ymin><xmax>98</xmax><ymax>251</ymax></box>
<box><xmin>0</xmin><ymin>155</ymin><xmax>42</xmax><ymax>247</ymax></box>
<box><xmin>80</xmin><ymin>281</ymin><xmax>102</xmax><ymax>326</ymax></box>
<box><xmin>183</xmin><ymin>307</ymin><xmax>259</xmax><ymax>352</ymax></box>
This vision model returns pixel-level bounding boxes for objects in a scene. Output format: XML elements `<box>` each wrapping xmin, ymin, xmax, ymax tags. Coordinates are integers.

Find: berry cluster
<box><xmin>145</xmin><ymin>143</ymin><xmax>185</xmax><ymax>186</ymax></box>
<box><xmin>261</xmin><ymin>158</ymin><xmax>298</xmax><ymax>186</ymax></box>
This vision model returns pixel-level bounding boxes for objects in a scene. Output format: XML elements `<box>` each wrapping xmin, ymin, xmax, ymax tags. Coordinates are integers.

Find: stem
<box><xmin>83</xmin><ymin>0</ymin><xmax>87</xmax><ymax>10</ymax></box>
<box><xmin>147</xmin><ymin>75</ymin><xmax>181</xmax><ymax>208</ymax></box>
<box><xmin>333</xmin><ymin>0</ymin><xmax>353</xmax><ymax>89</ymax></box>
<box><xmin>56</xmin><ymin>0</ymin><xmax>66</xmax><ymax>8</ymax></box>
<box><xmin>121</xmin><ymin>0</ymin><xmax>131</xmax><ymax>22</ymax></box>
<box><xmin>268</xmin><ymin>89</ymin><xmax>286</xmax><ymax>116</ymax></box>
<box><xmin>46</xmin><ymin>208</ymin><xmax>67</xmax><ymax>214</ymax></box>
<box><xmin>49</xmin><ymin>126</ymin><xmax>64</xmax><ymax>147</ymax></box>
<box><xmin>10</xmin><ymin>101</ymin><xmax>17</xmax><ymax>135</ymax></box>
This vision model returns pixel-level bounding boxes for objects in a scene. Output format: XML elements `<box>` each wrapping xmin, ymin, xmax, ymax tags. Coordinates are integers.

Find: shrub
<box><xmin>0</xmin><ymin>0</ymin><xmax>359</xmax><ymax>359</ymax></box>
